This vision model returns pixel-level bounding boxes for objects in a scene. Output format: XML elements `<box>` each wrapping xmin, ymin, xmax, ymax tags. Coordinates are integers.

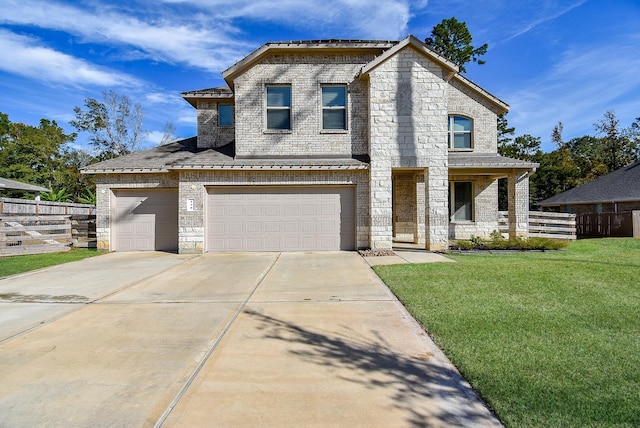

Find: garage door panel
<box><xmin>113</xmin><ymin>190</ymin><xmax>178</xmax><ymax>252</ymax></box>
<box><xmin>207</xmin><ymin>186</ymin><xmax>355</xmax><ymax>252</ymax></box>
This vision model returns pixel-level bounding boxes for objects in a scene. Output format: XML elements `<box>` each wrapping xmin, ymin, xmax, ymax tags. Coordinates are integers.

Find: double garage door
<box><xmin>207</xmin><ymin>186</ymin><xmax>355</xmax><ymax>252</ymax></box>
<box><xmin>113</xmin><ymin>189</ymin><xmax>178</xmax><ymax>252</ymax></box>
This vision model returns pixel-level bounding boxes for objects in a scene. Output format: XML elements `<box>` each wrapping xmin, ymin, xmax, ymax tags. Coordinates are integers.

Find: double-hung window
<box><xmin>218</xmin><ymin>104</ymin><xmax>233</xmax><ymax>127</ymax></box>
<box><xmin>266</xmin><ymin>85</ymin><xmax>291</xmax><ymax>130</ymax></box>
<box><xmin>321</xmin><ymin>85</ymin><xmax>347</xmax><ymax>130</ymax></box>
<box><xmin>449</xmin><ymin>181</ymin><xmax>473</xmax><ymax>221</ymax></box>
<box><xmin>448</xmin><ymin>115</ymin><xmax>473</xmax><ymax>149</ymax></box>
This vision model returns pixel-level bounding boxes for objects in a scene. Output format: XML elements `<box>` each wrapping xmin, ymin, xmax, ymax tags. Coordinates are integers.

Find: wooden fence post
<box><xmin>633</xmin><ymin>211</ymin><xmax>640</xmax><ymax>238</ymax></box>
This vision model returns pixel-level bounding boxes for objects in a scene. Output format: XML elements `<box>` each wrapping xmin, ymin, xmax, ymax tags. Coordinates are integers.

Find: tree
<box><xmin>71</xmin><ymin>90</ymin><xmax>147</xmax><ymax>160</ymax></box>
<box><xmin>0</xmin><ymin>113</ymin><xmax>77</xmax><ymax>198</ymax></box>
<box><xmin>551</xmin><ymin>122</ymin><xmax>565</xmax><ymax>149</ymax></box>
<box><xmin>498</xmin><ymin>133</ymin><xmax>543</xmax><ymax>209</ymax></box>
<box><xmin>425</xmin><ymin>17</ymin><xmax>488</xmax><ymax>72</ymax></box>
<box><xmin>564</xmin><ymin>135</ymin><xmax>608</xmax><ymax>183</ymax></box>
<box><xmin>594</xmin><ymin>110</ymin><xmax>639</xmax><ymax>171</ymax></box>
<box><xmin>160</xmin><ymin>122</ymin><xmax>177</xmax><ymax>145</ymax></box>
<box><xmin>497</xmin><ymin>113</ymin><xmax>515</xmax><ymax>149</ymax></box>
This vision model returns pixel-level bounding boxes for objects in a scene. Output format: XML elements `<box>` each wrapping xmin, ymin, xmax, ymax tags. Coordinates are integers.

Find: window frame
<box><xmin>449</xmin><ymin>181</ymin><xmax>474</xmax><ymax>222</ymax></box>
<box><xmin>321</xmin><ymin>84</ymin><xmax>348</xmax><ymax>131</ymax></box>
<box><xmin>218</xmin><ymin>103</ymin><xmax>234</xmax><ymax>127</ymax></box>
<box><xmin>448</xmin><ymin>115</ymin><xmax>473</xmax><ymax>150</ymax></box>
<box><xmin>265</xmin><ymin>84</ymin><xmax>292</xmax><ymax>131</ymax></box>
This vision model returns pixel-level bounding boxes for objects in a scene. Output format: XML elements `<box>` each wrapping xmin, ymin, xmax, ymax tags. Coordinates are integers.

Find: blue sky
<box><xmin>1</xmin><ymin>0</ymin><xmax>639</xmax><ymax>153</ymax></box>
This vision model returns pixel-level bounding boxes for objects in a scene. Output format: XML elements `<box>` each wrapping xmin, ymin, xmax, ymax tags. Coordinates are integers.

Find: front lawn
<box><xmin>0</xmin><ymin>249</ymin><xmax>101</xmax><ymax>278</ymax></box>
<box><xmin>374</xmin><ymin>239</ymin><xmax>640</xmax><ymax>427</ymax></box>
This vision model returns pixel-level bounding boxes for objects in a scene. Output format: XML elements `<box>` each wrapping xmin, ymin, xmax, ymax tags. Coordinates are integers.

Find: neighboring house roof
<box><xmin>81</xmin><ymin>138</ymin><xmax>369</xmax><ymax>174</ymax></box>
<box><xmin>0</xmin><ymin>177</ymin><xmax>50</xmax><ymax>193</ymax></box>
<box><xmin>539</xmin><ymin>160</ymin><xmax>640</xmax><ymax>206</ymax></box>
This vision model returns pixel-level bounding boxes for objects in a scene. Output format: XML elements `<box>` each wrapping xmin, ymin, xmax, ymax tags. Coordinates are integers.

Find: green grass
<box><xmin>0</xmin><ymin>249</ymin><xmax>101</xmax><ymax>278</ymax></box>
<box><xmin>374</xmin><ymin>239</ymin><xmax>640</xmax><ymax>427</ymax></box>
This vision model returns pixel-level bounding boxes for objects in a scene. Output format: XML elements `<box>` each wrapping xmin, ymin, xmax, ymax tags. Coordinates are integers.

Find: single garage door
<box><xmin>207</xmin><ymin>186</ymin><xmax>355</xmax><ymax>251</ymax></box>
<box><xmin>113</xmin><ymin>189</ymin><xmax>178</xmax><ymax>252</ymax></box>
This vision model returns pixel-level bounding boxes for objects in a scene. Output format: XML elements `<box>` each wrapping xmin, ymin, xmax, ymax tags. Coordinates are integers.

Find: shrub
<box><xmin>451</xmin><ymin>236</ymin><xmax>568</xmax><ymax>251</ymax></box>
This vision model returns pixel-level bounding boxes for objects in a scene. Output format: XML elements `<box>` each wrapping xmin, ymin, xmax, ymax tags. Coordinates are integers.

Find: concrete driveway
<box><xmin>0</xmin><ymin>252</ymin><xmax>500</xmax><ymax>427</ymax></box>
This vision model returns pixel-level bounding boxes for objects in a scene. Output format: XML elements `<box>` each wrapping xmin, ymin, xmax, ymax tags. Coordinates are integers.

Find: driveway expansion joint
<box><xmin>153</xmin><ymin>252</ymin><xmax>282</xmax><ymax>428</ymax></box>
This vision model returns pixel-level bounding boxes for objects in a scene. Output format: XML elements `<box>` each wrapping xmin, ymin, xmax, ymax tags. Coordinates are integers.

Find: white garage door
<box><xmin>207</xmin><ymin>186</ymin><xmax>355</xmax><ymax>252</ymax></box>
<box><xmin>113</xmin><ymin>189</ymin><xmax>178</xmax><ymax>252</ymax></box>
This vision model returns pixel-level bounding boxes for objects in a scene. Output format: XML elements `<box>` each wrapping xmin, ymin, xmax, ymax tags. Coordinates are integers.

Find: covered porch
<box><xmin>391</xmin><ymin>154</ymin><xmax>537</xmax><ymax>247</ymax></box>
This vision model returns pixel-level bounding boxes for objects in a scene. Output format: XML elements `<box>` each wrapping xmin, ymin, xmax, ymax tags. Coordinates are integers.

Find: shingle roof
<box><xmin>182</xmin><ymin>86</ymin><xmax>233</xmax><ymax>107</ymax></box>
<box><xmin>448</xmin><ymin>153</ymin><xmax>538</xmax><ymax>170</ymax></box>
<box><xmin>82</xmin><ymin>137</ymin><xmax>369</xmax><ymax>174</ymax></box>
<box><xmin>539</xmin><ymin>160</ymin><xmax>640</xmax><ymax>206</ymax></box>
<box><xmin>0</xmin><ymin>177</ymin><xmax>50</xmax><ymax>192</ymax></box>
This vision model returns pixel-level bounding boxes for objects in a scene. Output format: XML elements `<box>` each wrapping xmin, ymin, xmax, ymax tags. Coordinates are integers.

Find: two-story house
<box><xmin>83</xmin><ymin>35</ymin><xmax>537</xmax><ymax>253</ymax></box>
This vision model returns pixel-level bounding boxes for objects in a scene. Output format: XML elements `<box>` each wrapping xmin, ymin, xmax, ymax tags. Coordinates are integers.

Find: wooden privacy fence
<box><xmin>499</xmin><ymin>211</ymin><xmax>577</xmax><ymax>240</ymax></box>
<box><xmin>0</xmin><ymin>215</ymin><xmax>72</xmax><ymax>255</ymax></box>
<box><xmin>0</xmin><ymin>198</ymin><xmax>96</xmax><ymax>256</ymax></box>
<box><xmin>576</xmin><ymin>211</ymin><xmax>640</xmax><ymax>238</ymax></box>
<box><xmin>0</xmin><ymin>197</ymin><xmax>95</xmax><ymax>216</ymax></box>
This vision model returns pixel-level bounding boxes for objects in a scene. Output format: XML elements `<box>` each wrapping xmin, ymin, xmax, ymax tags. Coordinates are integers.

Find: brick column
<box><xmin>369</xmin><ymin>161</ymin><xmax>393</xmax><ymax>249</ymax></box>
<box><xmin>415</xmin><ymin>172</ymin><xmax>426</xmax><ymax>245</ymax></box>
<box><xmin>425</xmin><ymin>166</ymin><xmax>449</xmax><ymax>252</ymax></box>
<box><xmin>508</xmin><ymin>172</ymin><xmax>530</xmax><ymax>238</ymax></box>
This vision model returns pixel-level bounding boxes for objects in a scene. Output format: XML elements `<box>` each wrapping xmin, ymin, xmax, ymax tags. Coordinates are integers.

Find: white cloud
<box><xmin>160</xmin><ymin>0</ymin><xmax>419</xmax><ymax>39</ymax></box>
<box><xmin>0</xmin><ymin>0</ymin><xmax>252</xmax><ymax>73</ymax></box>
<box><xmin>0</xmin><ymin>30</ymin><xmax>140</xmax><ymax>87</ymax></box>
<box><xmin>508</xmin><ymin>35</ymin><xmax>640</xmax><ymax>149</ymax></box>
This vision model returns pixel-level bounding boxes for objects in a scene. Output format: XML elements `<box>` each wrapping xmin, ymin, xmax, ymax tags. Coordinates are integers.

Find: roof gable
<box><xmin>222</xmin><ymin>39</ymin><xmax>395</xmax><ymax>88</ymax></box>
<box><xmin>360</xmin><ymin>34</ymin><xmax>459</xmax><ymax>76</ymax></box>
<box><xmin>360</xmin><ymin>35</ymin><xmax>508</xmax><ymax>114</ymax></box>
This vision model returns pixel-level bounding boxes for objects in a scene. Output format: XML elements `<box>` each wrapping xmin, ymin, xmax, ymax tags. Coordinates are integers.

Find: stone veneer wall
<box><xmin>94</xmin><ymin>173</ymin><xmax>180</xmax><ymax>251</ymax></box>
<box><xmin>368</xmin><ymin>46</ymin><xmax>449</xmax><ymax>251</ymax></box>
<box><xmin>232</xmin><ymin>53</ymin><xmax>374</xmax><ymax>158</ymax></box>
<box><xmin>448</xmin><ymin>175</ymin><xmax>499</xmax><ymax>239</ymax></box>
<box><xmin>177</xmin><ymin>169</ymin><xmax>370</xmax><ymax>254</ymax></box>
<box><xmin>196</xmin><ymin>100</ymin><xmax>235</xmax><ymax>149</ymax></box>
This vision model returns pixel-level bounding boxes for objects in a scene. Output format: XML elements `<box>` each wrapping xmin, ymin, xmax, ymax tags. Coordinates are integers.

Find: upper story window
<box><xmin>321</xmin><ymin>85</ymin><xmax>347</xmax><ymax>130</ymax></box>
<box><xmin>218</xmin><ymin>104</ymin><xmax>233</xmax><ymax>127</ymax></box>
<box><xmin>266</xmin><ymin>85</ymin><xmax>291</xmax><ymax>130</ymax></box>
<box><xmin>448</xmin><ymin>115</ymin><xmax>473</xmax><ymax>149</ymax></box>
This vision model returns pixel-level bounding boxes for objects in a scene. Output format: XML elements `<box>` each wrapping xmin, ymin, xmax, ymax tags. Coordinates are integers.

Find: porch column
<box><xmin>508</xmin><ymin>172</ymin><xmax>530</xmax><ymax>239</ymax></box>
<box><xmin>415</xmin><ymin>172</ymin><xmax>426</xmax><ymax>245</ymax></box>
<box><xmin>370</xmin><ymin>163</ymin><xmax>393</xmax><ymax>249</ymax></box>
<box><xmin>425</xmin><ymin>166</ymin><xmax>449</xmax><ymax>252</ymax></box>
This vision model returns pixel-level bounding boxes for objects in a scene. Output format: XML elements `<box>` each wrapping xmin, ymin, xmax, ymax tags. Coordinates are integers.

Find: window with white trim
<box><xmin>266</xmin><ymin>85</ymin><xmax>291</xmax><ymax>130</ymax></box>
<box><xmin>449</xmin><ymin>181</ymin><xmax>473</xmax><ymax>221</ymax></box>
<box><xmin>448</xmin><ymin>115</ymin><xmax>473</xmax><ymax>149</ymax></box>
<box><xmin>218</xmin><ymin>104</ymin><xmax>233</xmax><ymax>127</ymax></box>
<box><xmin>321</xmin><ymin>85</ymin><xmax>347</xmax><ymax>130</ymax></box>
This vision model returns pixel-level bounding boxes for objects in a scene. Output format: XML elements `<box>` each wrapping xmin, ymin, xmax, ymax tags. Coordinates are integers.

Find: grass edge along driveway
<box><xmin>0</xmin><ymin>249</ymin><xmax>101</xmax><ymax>278</ymax></box>
<box><xmin>374</xmin><ymin>239</ymin><xmax>640</xmax><ymax>428</ymax></box>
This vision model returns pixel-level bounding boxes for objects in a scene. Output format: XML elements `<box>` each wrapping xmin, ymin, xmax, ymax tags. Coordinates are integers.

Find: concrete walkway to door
<box><xmin>0</xmin><ymin>252</ymin><xmax>500</xmax><ymax>427</ymax></box>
